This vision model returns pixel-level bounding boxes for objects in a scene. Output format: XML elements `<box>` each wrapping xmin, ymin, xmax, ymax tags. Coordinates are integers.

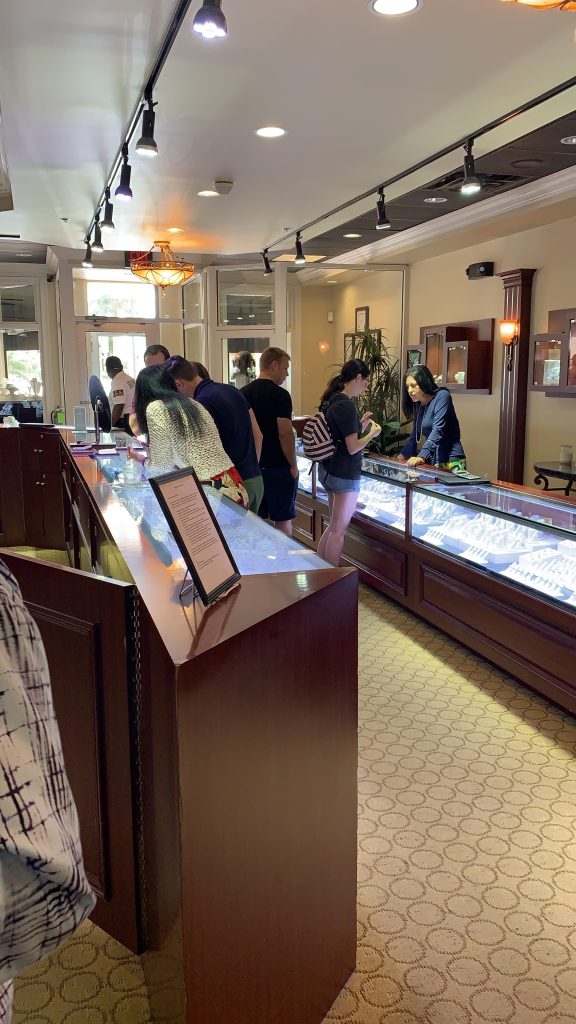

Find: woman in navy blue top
<box><xmin>400</xmin><ymin>364</ymin><xmax>466</xmax><ymax>470</ymax></box>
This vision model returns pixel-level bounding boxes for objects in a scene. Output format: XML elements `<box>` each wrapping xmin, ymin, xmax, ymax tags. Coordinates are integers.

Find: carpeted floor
<box><xmin>13</xmin><ymin>585</ymin><xmax>576</xmax><ymax>1023</ymax></box>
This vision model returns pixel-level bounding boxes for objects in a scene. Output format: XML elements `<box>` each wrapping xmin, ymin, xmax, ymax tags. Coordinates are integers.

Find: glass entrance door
<box><xmin>75</xmin><ymin>322</ymin><xmax>157</xmax><ymax>420</ymax></box>
<box><xmin>86</xmin><ymin>331</ymin><xmax>149</xmax><ymax>382</ymax></box>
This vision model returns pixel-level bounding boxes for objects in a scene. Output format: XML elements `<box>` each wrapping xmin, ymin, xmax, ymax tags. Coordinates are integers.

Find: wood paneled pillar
<box><xmin>497</xmin><ymin>268</ymin><xmax>536</xmax><ymax>483</ymax></box>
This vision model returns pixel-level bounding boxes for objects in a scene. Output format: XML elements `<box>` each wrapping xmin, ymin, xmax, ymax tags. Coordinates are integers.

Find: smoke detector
<box><xmin>213</xmin><ymin>179</ymin><xmax>233</xmax><ymax>195</ymax></box>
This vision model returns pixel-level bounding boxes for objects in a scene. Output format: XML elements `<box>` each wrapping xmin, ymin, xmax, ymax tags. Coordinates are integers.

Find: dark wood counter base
<box><xmin>0</xmin><ymin>430</ymin><xmax>359</xmax><ymax>1024</ymax></box>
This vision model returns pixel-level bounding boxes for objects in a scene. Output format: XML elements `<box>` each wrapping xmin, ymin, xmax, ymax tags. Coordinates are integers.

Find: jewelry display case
<box><xmin>293</xmin><ymin>450</ymin><xmax>576</xmax><ymax>712</ymax></box>
<box><xmin>96</xmin><ymin>454</ymin><xmax>326</xmax><ymax>576</ymax></box>
<box><xmin>410</xmin><ymin>481</ymin><xmax>576</xmax><ymax>607</ymax></box>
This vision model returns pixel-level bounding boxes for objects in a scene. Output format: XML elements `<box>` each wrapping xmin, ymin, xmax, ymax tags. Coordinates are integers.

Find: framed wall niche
<box><xmin>415</xmin><ymin>320</ymin><xmax>494</xmax><ymax>394</ymax></box>
<box><xmin>531</xmin><ymin>308</ymin><xmax>576</xmax><ymax>396</ymax></box>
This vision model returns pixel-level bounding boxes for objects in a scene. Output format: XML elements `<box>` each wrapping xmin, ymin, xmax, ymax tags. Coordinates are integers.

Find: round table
<box><xmin>533</xmin><ymin>460</ymin><xmax>576</xmax><ymax>497</ymax></box>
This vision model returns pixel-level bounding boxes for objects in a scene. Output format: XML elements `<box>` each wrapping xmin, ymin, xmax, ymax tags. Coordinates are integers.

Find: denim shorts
<box><xmin>318</xmin><ymin>464</ymin><xmax>360</xmax><ymax>494</ymax></box>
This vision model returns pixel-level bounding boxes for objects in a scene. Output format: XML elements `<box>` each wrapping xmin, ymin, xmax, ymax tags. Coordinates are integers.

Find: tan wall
<box><xmin>299</xmin><ymin>271</ymin><xmax>404</xmax><ymax>416</ymax></box>
<box><xmin>335</xmin><ymin>271</ymin><xmax>404</xmax><ymax>366</ymax></box>
<box><xmin>300</xmin><ymin>287</ymin><xmax>339</xmax><ymax>414</ymax></box>
<box><xmin>407</xmin><ymin>215</ymin><xmax>576</xmax><ymax>481</ymax></box>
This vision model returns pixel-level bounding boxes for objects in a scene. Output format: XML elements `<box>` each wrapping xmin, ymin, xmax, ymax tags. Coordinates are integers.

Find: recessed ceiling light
<box><xmin>255</xmin><ymin>126</ymin><xmax>287</xmax><ymax>139</ymax></box>
<box><xmin>510</xmin><ymin>158</ymin><xmax>545</xmax><ymax>169</ymax></box>
<box><xmin>561</xmin><ymin>136</ymin><xmax>576</xmax><ymax>145</ymax></box>
<box><xmin>343</xmin><ymin>232</ymin><xmax>362</xmax><ymax>238</ymax></box>
<box><xmin>369</xmin><ymin>0</ymin><xmax>422</xmax><ymax>15</ymax></box>
<box><xmin>327</xmin><ymin>279</ymin><xmax>339</xmax><ymax>284</ymax></box>
<box><xmin>424</xmin><ymin>196</ymin><xmax>448</xmax><ymax>204</ymax></box>
<box><xmin>166</xmin><ymin>226</ymin><xmax>184</xmax><ymax>233</ymax></box>
<box><xmin>197</xmin><ymin>189</ymin><xmax>219</xmax><ymax>197</ymax></box>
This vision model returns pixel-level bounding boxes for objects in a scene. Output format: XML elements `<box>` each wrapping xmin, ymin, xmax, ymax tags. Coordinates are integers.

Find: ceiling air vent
<box><xmin>428</xmin><ymin>171</ymin><xmax>525</xmax><ymax>195</ymax></box>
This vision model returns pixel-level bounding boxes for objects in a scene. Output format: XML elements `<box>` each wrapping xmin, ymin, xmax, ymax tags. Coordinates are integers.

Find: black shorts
<box><xmin>259</xmin><ymin>466</ymin><xmax>298</xmax><ymax>523</ymax></box>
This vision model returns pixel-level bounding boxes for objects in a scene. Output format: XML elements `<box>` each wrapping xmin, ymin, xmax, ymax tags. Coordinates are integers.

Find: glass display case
<box><xmin>296</xmin><ymin>450</ymin><xmax>314</xmax><ymax>496</ymax></box>
<box><xmin>296</xmin><ymin>451</ymin><xmax>438</xmax><ymax>533</ymax></box>
<box><xmin>411</xmin><ymin>481</ymin><xmax>576</xmax><ymax>608</ymax></box>
<box><xmin>97</xmin><ymin>455</ymin><xmax>326</xmax><ymax>575</ymax></box>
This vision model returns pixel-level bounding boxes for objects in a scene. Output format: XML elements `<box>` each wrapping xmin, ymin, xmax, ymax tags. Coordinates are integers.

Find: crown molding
<box><xmin>334</xmin><ymin>165</ymin><xmax>576</xmax><ymax>265</ymax></box>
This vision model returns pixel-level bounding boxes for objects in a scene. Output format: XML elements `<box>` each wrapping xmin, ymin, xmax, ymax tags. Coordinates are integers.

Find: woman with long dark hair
<box><xmin>399</xmin><ymin>364</ymin><xmax>466</xmax><ymax>470</ymax></box>
<box><xmin>316</xmin><ymin>359</ymin><xmax>381</xmax><ymax>566</ymax></box>
<box><xmin>129</xmin><ymin>364</ymin><xmax>248</xmax><ymax>507</ymax></box>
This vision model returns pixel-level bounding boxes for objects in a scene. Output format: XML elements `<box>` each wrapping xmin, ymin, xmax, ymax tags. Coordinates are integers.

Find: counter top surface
<box><xmin>69</xmin><ymin>445</ymin><xmax>350</xmax><ymax>666</ymax></box>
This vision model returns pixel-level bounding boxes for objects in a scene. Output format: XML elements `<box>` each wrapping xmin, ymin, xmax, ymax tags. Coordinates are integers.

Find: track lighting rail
<box><xmin>84</xmin><ymin>0</ymin><xmax>194</xmax><ymax>245</ymax></box>
<box><xmin>265</xmin><ymin>73</ymin><xmax>576</xmax><ymax>254</ymax></box>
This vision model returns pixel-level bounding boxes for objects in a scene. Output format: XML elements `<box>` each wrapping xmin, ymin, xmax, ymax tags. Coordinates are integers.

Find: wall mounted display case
<box><xmin>530</xmin><ymin>307</ymin><xmax>576</xmax><ymax>396</ymax></box>
<box><xmin>415</xmin><ymin>319</ymin><xmax>494</xmax><ymax>393</ymax></box>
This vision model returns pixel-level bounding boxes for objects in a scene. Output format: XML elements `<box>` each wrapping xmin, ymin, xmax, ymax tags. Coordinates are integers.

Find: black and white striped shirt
<box><xmin>0</xmin><ymin>560</ymin><xmax>95</xmax><ymax>1022</ymax></box>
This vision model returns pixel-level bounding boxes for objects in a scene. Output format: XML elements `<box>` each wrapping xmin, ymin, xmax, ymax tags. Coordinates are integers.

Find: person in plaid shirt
<box><xmin>0</xmin><ymin>559</ymin><xmax>95</xmax><ymax>1023</ymax></box>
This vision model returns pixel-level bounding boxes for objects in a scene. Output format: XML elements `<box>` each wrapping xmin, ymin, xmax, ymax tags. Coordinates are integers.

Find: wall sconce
<box><xmin>318</xmin><ymin>340</ymin><xmax>330</xmax><ymax>354</ymax></box>
<box><xmin>499</xmin><ymin>319</ymin><xmax>519</xmax><ymax>370</ymax></box>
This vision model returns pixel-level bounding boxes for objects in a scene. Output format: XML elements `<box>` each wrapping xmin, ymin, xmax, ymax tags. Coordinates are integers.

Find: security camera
<box><xmin>47</xmin><ymin>273</ymin><xmax>55</xmax><ymax>283</ymax></box>
<box><xmin>213</xmin><ymin>179</ymin><xmax>233</xmax><ymax>195</ymax></box>
<box><xmin>466</xmin><ymin>261</ymin><xmax>494</xmax><ymax>280</ymax></box>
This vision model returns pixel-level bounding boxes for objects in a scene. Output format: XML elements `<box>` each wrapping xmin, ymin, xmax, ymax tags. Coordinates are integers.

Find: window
<box><xmin>86</xmin><ymin>280</ymin><xmax>156</xmax><ymax>318</ymax></box>
<box><xmin>222</xmin><ymin>338</ymin><xmax>270</xmax><ymax>387</ymax></box>
<box><xmin>217</xmin><ymin>271</ymin><xmax>274</xmax><ymax>327</ymax></box>
<box><xmin>0</xmin><ymin>329</ymin><xmax>41</xmax><ymax>395</ymax></box>
<box><xmin>0</xmin><ymin>283</ymin><xmax>36</xmax><ymax>322</ymax></box>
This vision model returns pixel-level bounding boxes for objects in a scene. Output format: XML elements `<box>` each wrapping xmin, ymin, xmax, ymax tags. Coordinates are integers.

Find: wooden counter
<box><xmin>1</xmin><ymin>428</ymin><xmax>359</xmax><ymax>1024</ymax></box>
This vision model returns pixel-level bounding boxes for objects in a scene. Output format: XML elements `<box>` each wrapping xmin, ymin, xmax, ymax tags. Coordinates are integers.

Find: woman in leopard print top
<box><xmin>131</xmin><ymin>364</ymin><xmax>248</xmax><ymax>508</ymax></box>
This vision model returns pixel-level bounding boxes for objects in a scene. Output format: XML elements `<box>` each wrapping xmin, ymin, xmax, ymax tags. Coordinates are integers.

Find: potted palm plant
<box><xmin>351</xmin><ymin>329</ymin><xmax>410</xmax><ymax>455</ymax></box>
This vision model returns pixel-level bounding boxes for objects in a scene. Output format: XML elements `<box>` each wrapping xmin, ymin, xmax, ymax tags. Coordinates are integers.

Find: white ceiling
<box><xmin>1</xmin><ymin>0</ymin><xmax>576</xmax><ymax>262</ymax></box>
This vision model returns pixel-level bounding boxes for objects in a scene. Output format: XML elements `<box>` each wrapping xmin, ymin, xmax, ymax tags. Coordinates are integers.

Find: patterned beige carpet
<box><xmin>13</xmin><ymin>586</ymin><xmax>576</xmax><ymax>1023</ymax></box>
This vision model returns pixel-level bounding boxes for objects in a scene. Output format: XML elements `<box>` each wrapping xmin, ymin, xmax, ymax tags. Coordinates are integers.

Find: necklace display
<box><xmin>416</xmin><ymin>405</ymin><xmax>425</xmax><ymax>449</ymax></box>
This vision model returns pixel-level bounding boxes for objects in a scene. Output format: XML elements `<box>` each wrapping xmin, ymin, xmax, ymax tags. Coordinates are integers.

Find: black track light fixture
<box><xmin>92</xmin><ymin>213</ymin><xmax>104</xmax><ymax>253</ymax></box>
<box><xmin>115</xmin><ymin>143</ymin><xmax>133</xmax><ymax>202</ymax></box>
<box><xmin>101</xmin><ymin>187</ymin><xmax>115</xmax><ymax>232</ymax></box>
<box><xmin>376</xmin><ymin>188</ymin><xmax>391</xmax><ymax>230</ymax></box>
<box><xmin>82</xmin><ymin>239</ymin><xmax>93</xmax><ymax>268</ymax></box>
<box><xmin>294</xmin><ymin>232</ymin><xmax>306</xmax><ymax>265</ymax></box>
<box><xmin>262</xmin><ymin>250</ymin><xmax>273</xmax><ymax>275</ymax></box>
<box><xmin>136</xmin><ymin>95</ymin><xmax>158</xmax><ymax>158</ymax></box>
<box><xmin>461</xmin><ymin>139</ymin><xmax>481</xmax><ymax>196</ymax></box>
<box><xmin>192</xmin><ymin>0</ymin><xmax>227</xmax><ymax>39</ymax></box>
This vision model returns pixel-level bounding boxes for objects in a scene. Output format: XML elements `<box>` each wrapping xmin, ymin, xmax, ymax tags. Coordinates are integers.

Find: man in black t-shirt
<box><xmin>242</xmin><ymin>347</ymin><xmax>298</xmax><ymax>535</ymax></box>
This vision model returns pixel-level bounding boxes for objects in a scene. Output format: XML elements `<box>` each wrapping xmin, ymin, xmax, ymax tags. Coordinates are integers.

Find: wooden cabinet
<box><xmin>415</xmin><ymin>319</ymin><xmax>494</xmax><ymax>393</ymax></box>
<box><xmin>0</xmin><ymin>429</ymin><xmax>25</xmax><ymax>545</ymax></box>
<box><xmin>1</xmin><ymin>551</ymin><xmax>141</xmax><ymax>953</ymax></box>
<box><xmin>19</xmin><ymin>427</ymin><xmax>65</xmax><ymax>548</ymax></box>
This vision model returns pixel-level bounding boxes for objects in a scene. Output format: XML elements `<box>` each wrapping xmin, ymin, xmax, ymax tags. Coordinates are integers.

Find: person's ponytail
<box><xmin>319</xmin><ymin>359</ymin><xmax>369</xmax><ymax>407</ymax></box>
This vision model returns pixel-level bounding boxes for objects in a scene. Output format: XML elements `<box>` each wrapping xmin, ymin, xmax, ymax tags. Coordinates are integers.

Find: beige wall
<box><xmin>299</xmin><ymin>270</ymin><xmax>404</xmax><ymax>415</ymax></box>
<box><xmin>300</xmin><ymin>287</ymin><xmax>339</xmax><ymax>414</ymax></box>
<box><xmin>335</xmin><ymin>271</ymin><xmax>404</xmax><ymax>367</ymax></box>
<box><xmin>407</xmin><ymin>215</ymin><xmax>576</xmax><ymax>481</ymax></box>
